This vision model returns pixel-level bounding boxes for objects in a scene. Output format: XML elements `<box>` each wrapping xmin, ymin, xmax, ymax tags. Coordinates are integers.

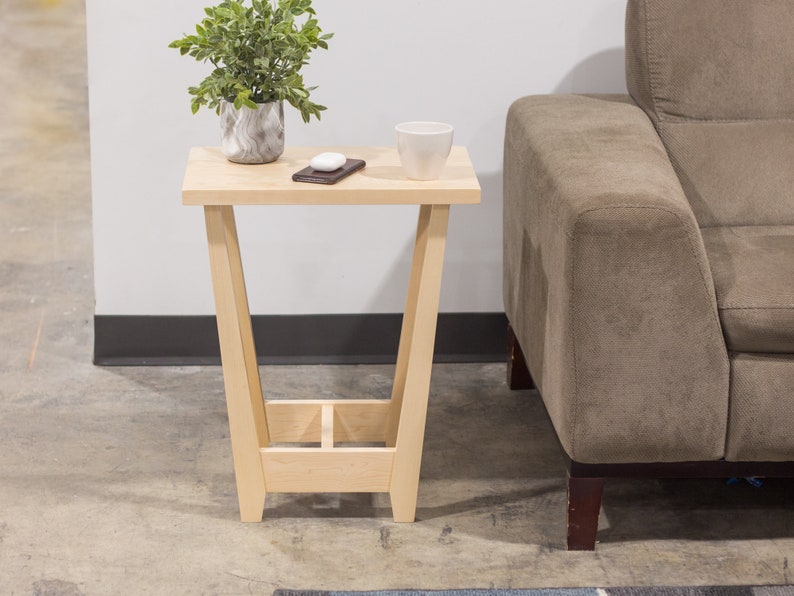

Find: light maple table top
<box><xmin>182</xmin><ymin>146</ymin><xmax>481</xmax><ymax>206</ymax></box>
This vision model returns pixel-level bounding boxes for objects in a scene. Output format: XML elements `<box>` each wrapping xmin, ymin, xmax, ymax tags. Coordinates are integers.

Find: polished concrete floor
<box><xmin>2</xmin><ymin>1</ymin><xmax>794</xmax><ymax>594</ymax></box>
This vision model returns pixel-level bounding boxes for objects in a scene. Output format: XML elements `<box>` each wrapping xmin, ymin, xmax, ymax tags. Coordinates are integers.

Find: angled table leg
<box><xmin>386</xmin><ymin>203</ymin><xmax>450</xmax><ymax>522</ymax></box>
<box><xmin>204</xmin><ymin>205</ymin><xmax>269</xmax><ymax>521</ymax></box>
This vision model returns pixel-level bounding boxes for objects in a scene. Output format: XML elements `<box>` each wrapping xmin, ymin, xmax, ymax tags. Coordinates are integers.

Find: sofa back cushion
<box><xmin>625</xmin><ymin>0</ymin><xmax>794</xmax><ymax>227</ymax></box>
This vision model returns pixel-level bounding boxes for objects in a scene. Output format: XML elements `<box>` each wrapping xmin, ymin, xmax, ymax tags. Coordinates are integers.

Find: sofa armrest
<box><xmin>504</xmin><ymin>94</ymin><xmax>729</xmax><ymax>463</ymax></box>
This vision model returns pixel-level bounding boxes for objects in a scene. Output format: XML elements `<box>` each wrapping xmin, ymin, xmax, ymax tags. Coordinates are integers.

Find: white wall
<box><xmin>87</xmin><ymin>0</ymin><xmax>626</xmax><ymax>316</ymax></box>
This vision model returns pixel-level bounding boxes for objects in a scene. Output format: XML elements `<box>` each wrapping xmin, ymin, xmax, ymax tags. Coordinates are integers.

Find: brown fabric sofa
<box><xmin>503</xmin><ymin>0</ymin><xmax>794</xmax><ymax>550</ymax></box>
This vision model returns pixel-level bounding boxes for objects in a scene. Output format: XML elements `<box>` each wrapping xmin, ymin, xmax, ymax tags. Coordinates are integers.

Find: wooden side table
<box><xmin>182</xmin><ymin>146</ymin><xmax>480</xmax><ymax>522</ymax></box>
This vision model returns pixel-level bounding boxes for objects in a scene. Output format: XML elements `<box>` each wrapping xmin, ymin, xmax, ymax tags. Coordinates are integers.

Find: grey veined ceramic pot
<box><xmin>220</xmin><ymin>99</ymin><xmax>285</xmax><ymax>164</ymax></box>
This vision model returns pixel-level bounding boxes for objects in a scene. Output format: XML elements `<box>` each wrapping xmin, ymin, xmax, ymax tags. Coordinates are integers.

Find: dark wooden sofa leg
<box><xmin>567</xmin><ymin>476</ymin><xmax>605</xmax><ymax>550</ymax></box>
<box><xmin>507</xmin><ymin>324</ymin><xmax>535</xmax><ymax>390</ymax></box>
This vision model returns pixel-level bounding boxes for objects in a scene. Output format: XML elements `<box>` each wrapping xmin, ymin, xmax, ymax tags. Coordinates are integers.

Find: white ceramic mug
<box><xmin>395</xmin><ymin>121</ymin><xmax>454</xmax><ymax>180</ymax></box>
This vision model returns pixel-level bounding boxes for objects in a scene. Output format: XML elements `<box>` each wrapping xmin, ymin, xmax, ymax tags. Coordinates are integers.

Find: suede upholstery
<box><xmin>625</xmin><ymin>0</ymin><xmax>794</xmax><ymax>122</ymax></box>
<box><xmin>725</xmin><ymin>353</ymin><xmax>794</xmax><ymax>461</ymax></box>
<box><xmin>504</xmin><ymin>0</ymin><xmax>794</xmax><ymax>464</ymax></box>
<box><xmin>504</xmin><ymin>94</ymin><xmax>729</xmax><ymax>463</ymax></box>
<box><xmin>626</xmin><ymin>0</ymin><xmax>794</xmax><ymax>227</ymax></box>
<box><xmin>701</xmin><ymin>226</ymin><xmax>794</xmax><ymax>353</ymax></box>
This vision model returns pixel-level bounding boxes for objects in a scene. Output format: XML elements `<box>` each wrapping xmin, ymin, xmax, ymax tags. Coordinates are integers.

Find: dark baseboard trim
<box><xmin>94</xmin><ymin>312</ymin><xmax>508</xmax><ymax>366</ymax></box>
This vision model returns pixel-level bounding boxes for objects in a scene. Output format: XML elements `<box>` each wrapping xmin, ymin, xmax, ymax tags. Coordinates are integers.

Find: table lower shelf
<box><xmin>261</xmin><ymin>447</ymin><xmax>395</xmax><ymax>493</ymax></box>
<box><xmin>261</xmin><ymin>399</ymin><xmax>396</xmax><ymax>494</ymax></box>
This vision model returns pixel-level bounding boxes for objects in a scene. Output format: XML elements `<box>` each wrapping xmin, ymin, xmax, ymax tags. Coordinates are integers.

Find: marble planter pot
<box><xmin>220</xmin><ymin>100</ymin><xmax>285</xmax><ymax>164</ymax></box>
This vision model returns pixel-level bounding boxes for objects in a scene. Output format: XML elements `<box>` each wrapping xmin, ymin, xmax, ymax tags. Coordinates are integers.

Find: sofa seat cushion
<box><xmin>701</xmin><ymin>226</ymin><xmax>794</xmax><ymax>352</ymax></box>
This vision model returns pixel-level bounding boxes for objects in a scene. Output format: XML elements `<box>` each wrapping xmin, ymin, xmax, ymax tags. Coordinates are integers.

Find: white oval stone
<box><xmin>310</xmin><ymin>152</ymin><xmax>346</xmax><ymax>172</ymax></box>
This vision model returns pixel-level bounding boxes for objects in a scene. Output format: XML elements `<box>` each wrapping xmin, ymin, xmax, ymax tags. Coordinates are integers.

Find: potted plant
<box><xmin>169</xmin><ymin>0</ymin><xmax>333</xmax><ymax>164</ymax></box>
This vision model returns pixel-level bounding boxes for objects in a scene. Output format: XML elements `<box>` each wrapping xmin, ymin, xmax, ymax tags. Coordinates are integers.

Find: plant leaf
<box><xmin>170</xmin><ymin>0</ymin><xmax>332</xmax><ymax>119</ymax></box>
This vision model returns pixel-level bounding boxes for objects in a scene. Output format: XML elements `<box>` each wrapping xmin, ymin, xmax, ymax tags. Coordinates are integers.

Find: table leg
<box><xmin>204</xmin><ymin>205</ymin><xmax>269</xmax><ymax>521</ymax></box>
<box><xmin>387</xmin><ymin>204</ymin><xmax>450</xmax><ymax>522</ymax></box>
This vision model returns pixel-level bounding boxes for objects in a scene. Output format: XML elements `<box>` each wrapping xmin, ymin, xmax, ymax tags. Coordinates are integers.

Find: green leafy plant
<box><xmin>169</xmin><ymin>0</ymin><xmax>333</xmax><ymax>122</ymax></box>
